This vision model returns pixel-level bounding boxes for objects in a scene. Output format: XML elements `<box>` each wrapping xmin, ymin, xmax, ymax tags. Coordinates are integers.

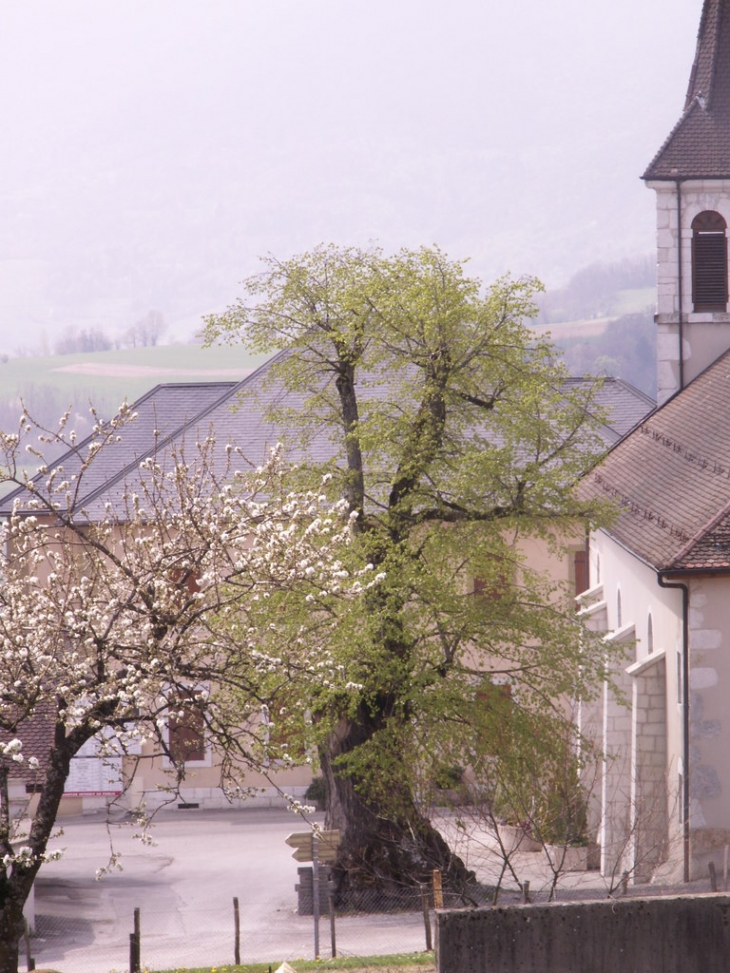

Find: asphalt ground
<box><xmin>30</xmin><ymin>807</ymin><xmax>429</xmax><ymax>973</ymax></box>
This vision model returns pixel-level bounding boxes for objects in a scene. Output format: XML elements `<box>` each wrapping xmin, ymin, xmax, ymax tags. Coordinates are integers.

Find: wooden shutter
<box><xmin>574</xmin><ymin>549</ymin><xmax>589</xmax><ymax>597</ymax></box>
<box><xmin>169</xmin><ymin>696</ymin><xmax>205</xmax><ymax>763</ymax></box>
<box><xmin>692</xmin><ymin>211</ymin><xmax>728</xmax><ymax>311</ymax></box>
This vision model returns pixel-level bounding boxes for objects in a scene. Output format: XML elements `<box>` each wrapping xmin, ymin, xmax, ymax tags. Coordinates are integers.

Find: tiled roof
<box><xmin>0</xmin><ymin>354</ymin><xmax>654</xmax><ymax>522</ymax></box>
<box><xmin>0</xmin><ymin>382</ymin><xmax>240</xmax><ymax>520</ymax></box>
<box><xmin>565</xmin><ymin>378</ymin><xmax>655</xmax><ymax>443</ymax></box>
<box><xmin>0</xmin><ymin>702</ymin><xmax>55</xmax><ymax>778</ymax></box>
<box><xmin>644</xmin><ymin>0</ymin><xmax>730</xmax><ymax>180</ymax></box>
<box><xmin>579</xmin><ymin>347</ymin><xmax>730</xmax><ymax>573</ymax></box>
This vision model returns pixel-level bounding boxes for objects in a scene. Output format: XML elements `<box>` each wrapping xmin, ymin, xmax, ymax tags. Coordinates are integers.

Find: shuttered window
<box><xmin>168</xmin><ymin>693</ymin><xmax>206</xmax><ymax>764</ymax></box>
<box><xmin>573</xmin><ymin>549</ymin><xmax>589</xmax><ymax>598</ymax></box>
<box><xmin>692</xmin><ymin>211</ymin><xmax>728</xmax><ymax>311</ymax></box>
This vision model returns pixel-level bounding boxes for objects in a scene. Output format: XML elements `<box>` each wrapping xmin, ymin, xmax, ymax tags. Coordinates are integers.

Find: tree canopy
<box><xmin>204</xmin><ymin>244</ymin><xmax>614</xmax><ymax>899</ymax></box>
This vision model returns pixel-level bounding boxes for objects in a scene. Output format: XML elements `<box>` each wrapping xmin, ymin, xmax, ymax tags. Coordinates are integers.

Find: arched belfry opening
<box><xmin>692</xmin><ymin>211</ymin><xmax>728</xmax><ymax>312</ymax></box>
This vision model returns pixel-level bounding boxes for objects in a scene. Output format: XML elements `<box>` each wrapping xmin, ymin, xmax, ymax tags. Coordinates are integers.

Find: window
<box><xmin>472</xmin><ymin>555</ymin><xmax>513</xmax><ymax>604</ymax></box>
<box><xmin>692</xmin><ymin>211</ymin><xmax>728</xmax><ymax>311</ymax></box>
<box><xmin>168</xmin><ymin>691</ymin><xmax>206</xmax><ymax>765</ymax></box>
<box><xmin>573</xmin><ymin>549</ymin><xmax>589</xmax><ymax>598</ymax></box>
<box><xmin>647</xmin><ymin>612</ymin><xmax>654</xmax><ymax>655</ymax></box>
<box><xmin>616</xmin><ymin>587</ymin><xmax>622</xmax><ymax>629</ymax></box>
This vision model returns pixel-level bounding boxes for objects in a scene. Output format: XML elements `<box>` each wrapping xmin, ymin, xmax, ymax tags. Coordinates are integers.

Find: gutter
<box><xmin>657</xmin><ymin>573</ymin><xmax>690</xmax><ymax>883</ymax></box>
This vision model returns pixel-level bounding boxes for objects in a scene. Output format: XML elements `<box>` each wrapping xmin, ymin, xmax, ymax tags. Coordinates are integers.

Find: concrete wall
<box><xmin>436</xmin><ymin>895</ymin><xmax>730</xmax><ymax>973</ymax></box>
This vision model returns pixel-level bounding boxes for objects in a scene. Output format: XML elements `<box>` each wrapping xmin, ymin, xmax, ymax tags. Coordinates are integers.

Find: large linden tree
<box><xmin>203</xmin><ymin>244</ymin><xmax>614</xmax><ymax>903</ymax></box>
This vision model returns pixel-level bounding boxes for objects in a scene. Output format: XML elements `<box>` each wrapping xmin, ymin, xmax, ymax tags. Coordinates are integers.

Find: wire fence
<box><xmin>28</xmin><ymin>888</ymin><xmax>443</xmax><ymax>973</ymax></box>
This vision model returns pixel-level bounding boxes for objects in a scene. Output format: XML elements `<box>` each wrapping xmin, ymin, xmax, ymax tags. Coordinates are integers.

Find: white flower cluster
<box><xmin>0</xmin><ymin>419</ymin><xmax>385</xmax><ymax>845</ymax></box>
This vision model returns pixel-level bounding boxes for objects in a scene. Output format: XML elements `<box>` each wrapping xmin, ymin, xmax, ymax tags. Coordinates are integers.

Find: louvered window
<box><xmin>692</xmin><ymin>211</ymin><xmax>728</xmax><ymax>311</ymax></box>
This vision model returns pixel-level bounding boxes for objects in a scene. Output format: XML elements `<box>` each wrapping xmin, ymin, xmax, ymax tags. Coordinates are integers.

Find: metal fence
<box><xmin>28</xmin><ymin>890</ymin><xmax>439</xmax><ymax>973</ymax></box>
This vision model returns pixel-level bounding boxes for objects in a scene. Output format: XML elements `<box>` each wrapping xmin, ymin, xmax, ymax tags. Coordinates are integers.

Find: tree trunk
<box><xmin>0</xmin><ymin>893</ymin><xmax>24</xmax><ymax>973</ymax></box>
<box><xmin>0</xmin><ymin>722</ymin><xmax>90</xmax><ymax>973</ymax></box>
<box><xmin>320</xmin><ymin>705</ymin><xmax>475</xmax><ymax>909</ymax></box>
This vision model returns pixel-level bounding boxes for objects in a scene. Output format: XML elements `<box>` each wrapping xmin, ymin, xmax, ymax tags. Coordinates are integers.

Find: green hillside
<box><xmin>0</xmin><ymin>342</ymin><xmax>269</xmax><ymax>432</ymax></box>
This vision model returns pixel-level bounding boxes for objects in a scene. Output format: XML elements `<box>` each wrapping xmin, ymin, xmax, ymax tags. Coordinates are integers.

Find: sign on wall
<box><xmin>63</xmin><ymin>734</ymin><xmax>124</xmax><ymax>797</ymax></box>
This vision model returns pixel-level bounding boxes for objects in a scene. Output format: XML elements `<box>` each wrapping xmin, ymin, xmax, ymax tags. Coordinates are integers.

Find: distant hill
<box><xmin>0</xmin><ymin>269</ymin><xmax>658</xmax><ymax>452</ymax></box>
<box><xmin>0</xmin><ymin>342</ymin><xmax>268</xmax><ymax>439</ymax></box>
<box><xmin>531</xmin><ymin>257</ymin><xmax>657</xmax><ymax>398</ymax></box>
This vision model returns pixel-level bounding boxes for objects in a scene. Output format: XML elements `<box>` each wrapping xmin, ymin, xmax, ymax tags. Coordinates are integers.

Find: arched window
<box><xmin>692</xmin><ymin>211</ymin><xmax>728</xmax><ymax>311</ymax></box>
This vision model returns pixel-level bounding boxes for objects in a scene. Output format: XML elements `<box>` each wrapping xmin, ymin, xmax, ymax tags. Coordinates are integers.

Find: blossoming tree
<box><xmin>0</xmin><ymin>407</ymin><xmax>373</xmax><ymax>973</ymax></box>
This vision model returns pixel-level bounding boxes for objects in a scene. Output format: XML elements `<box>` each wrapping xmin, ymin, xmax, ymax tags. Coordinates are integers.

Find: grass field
<box><xmin>0</xmin><ymin>342</ymin><xmax>270</xmax><ymax>413</ymax></box>
<box><xmin>0</xmin><ymin>343</ymin><xmax>273</xmax><ymax>467</ymax></box>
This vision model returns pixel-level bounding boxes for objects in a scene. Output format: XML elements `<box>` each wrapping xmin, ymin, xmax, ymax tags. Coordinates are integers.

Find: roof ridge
<box><xmin>0</xmin><ymin>380</ymin><xmax>251</xmax><ymax>517</ymax></box>
<box><xmin>73</xmin><ymin>379</ymin><xmax>255</xmax><ymax>512</ymax></box>
<box><xmin>643</xmin><ymin>0</ymin><xmax>730</xmax><ymax>181</ymax></box>
<box><xmin>642</xmin><ymin>100</ymin><xmax>701</xmax><ymax>181</ymax></box>
<box><xmin>667</xmin><ymin>495</ymin><xmax>730</xmax><ymax>569</ymax></box>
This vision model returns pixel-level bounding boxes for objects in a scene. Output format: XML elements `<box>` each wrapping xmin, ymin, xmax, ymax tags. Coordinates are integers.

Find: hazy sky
<box><xmin>0</xmin><ymin>1</ymin><xmax>702</xmax><ymax>351</ymax></box>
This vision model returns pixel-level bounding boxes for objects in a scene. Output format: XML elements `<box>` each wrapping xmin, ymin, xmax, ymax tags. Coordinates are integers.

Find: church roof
<box><xmin>578</xmin><ymin>347</ymin><xmax>730</xmax><ymax>573</ymax></box>
<box><xmin>644</xmin><ymin>0</ymin><xmax>730</xmax><ymax>180</ymax></box>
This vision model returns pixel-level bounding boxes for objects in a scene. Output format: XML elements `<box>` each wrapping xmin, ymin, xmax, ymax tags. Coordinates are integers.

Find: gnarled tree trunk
<box><xmin>320</xmin><ymin>704</ymin><xmax>475</xmax><ymax>909</ymax></box>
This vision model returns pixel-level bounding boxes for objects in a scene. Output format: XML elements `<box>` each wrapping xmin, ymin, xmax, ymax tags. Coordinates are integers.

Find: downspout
<box><xmin>675</xmin><ymin>179</ymin><xmax>685</xmax><ymax>391</ymax></box>
<box><xmin>658</xmin><ymin>574</ymin><xmax>690</xmax><ymax>883</ymax></box>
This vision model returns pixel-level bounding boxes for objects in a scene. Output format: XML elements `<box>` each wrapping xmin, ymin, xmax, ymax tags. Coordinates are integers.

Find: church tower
<box><xmin>644</xmin><ymin>0</ymin><xmax>730</xmax><ymax>404</ymax></box>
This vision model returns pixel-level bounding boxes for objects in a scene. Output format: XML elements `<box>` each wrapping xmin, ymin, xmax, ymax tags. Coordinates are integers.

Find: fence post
<box><xmin>129</xmin><ymin>907</ymin><xmax>141</xmax><ymax>973</ymax></box>
<box><xmin>233</xmin><ymin>896</ymin><xmax>241</xmax><ymax>964</ymax></box>
<box><xmin>421</xmin><ymin>885</ymin><xmax>433</xmax><ymax>951</ymax></box>
<box><xmin>23</xmin><ymin>920</ymin><xmax>35</xmax><ymax>971</ymax></box>
<box><xmin>709</xmin><ymin>861</ymin><xmax>718</xmax><ymax>892</ymax></box>
<box><xmin>432</xmin><ymin>869</ymin><xmax>443</xmax><ymax>909</ymax></box>
<box><xmin>312</xmin><ymin>833</ymin><xmax>320</xmax><ymax>959</ymax></box>
<box><xmin>328</xmin><ymin>888</ymin><xmax>337</xmax><ymax>958</ymax></box>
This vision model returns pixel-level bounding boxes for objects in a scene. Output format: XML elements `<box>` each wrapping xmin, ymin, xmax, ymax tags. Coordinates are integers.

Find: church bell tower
<box><xmin>644</xmin><ymin>0</ymin><xmax>730</xmax><ymax>404</ymax></box>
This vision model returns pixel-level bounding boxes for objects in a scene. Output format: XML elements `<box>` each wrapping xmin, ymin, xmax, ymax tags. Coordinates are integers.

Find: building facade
<box><xmin>581</xmin><ymin>0</ymin><xmax>730</xmax><ymax>883</ymax></box>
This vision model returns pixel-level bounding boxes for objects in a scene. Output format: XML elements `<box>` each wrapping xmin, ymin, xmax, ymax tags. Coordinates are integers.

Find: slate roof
<box><xmin>0</xmin><ymin>702</ymin><xmax>55</xmax><ymax>779</ymax></box>
<box><xmin>644</xmin><ymin>0</ymin><xmax>730</xmax><ymax>180</ymax></box>
<box><xmin>0</xmin><ymin>354</ymin><xmax>654</xmax><ymax>523</ymax></box>
<box><xmin>578</xmin><ymin>347</ymin><xmax>730</xmax><ymax>573</ymax></box>
<box><xmin>564</xmin><ymin>378</ymin><xmax>654</xmax><ymax>443</ymax></box>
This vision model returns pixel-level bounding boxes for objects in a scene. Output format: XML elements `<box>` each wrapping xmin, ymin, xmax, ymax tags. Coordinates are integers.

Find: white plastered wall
<box><xmin>587</xmin><ymin>530</ymin><xmax>684</xmax><ymax>880</ymax></box>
